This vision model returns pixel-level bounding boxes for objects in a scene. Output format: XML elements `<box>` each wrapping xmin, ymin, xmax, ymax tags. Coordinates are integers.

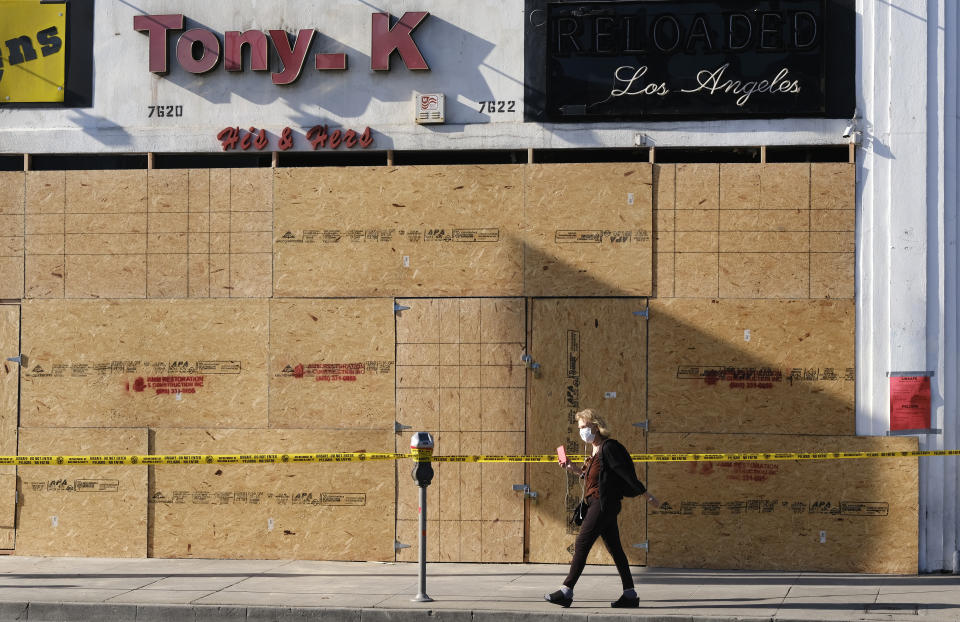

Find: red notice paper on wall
<box><xmin>890</xmin><ymin>376</ymin><xmax>932</xmax><ymax>430</ymax></box>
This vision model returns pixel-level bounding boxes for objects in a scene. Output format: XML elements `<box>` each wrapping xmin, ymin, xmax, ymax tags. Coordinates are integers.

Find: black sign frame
<box><xmin>524</xmin><ymin>0</ymin><xmax>855</xmax><ymax>122</ymax></box>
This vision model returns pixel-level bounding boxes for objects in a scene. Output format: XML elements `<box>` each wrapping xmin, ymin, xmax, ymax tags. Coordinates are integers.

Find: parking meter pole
<box><xmin>410</xmin><ymin>432</ymin><xmax>434</xmax><ymax>603</ymax></box>
<box><xmin>415</xmin><ymin>485</ymin><xmax>431</xmax><ymax>602</ymax></box>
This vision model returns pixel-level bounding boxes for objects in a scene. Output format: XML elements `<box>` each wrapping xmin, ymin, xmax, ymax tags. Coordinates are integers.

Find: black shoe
<box><xmin>611</xmin><ymin>594</ymin><xmax>640</xmax><ymax>608</ymax></box>
<box><xmin>545</xmin><ymin>590</ymin><xmax>573</xmax><ymax>607</ymax></box>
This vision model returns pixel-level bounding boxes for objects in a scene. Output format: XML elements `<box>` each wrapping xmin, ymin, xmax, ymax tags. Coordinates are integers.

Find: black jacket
<box><xmin>598</xmin><ymin>438</ymin><xmax>646</xmax><ymax>511</ymax></box>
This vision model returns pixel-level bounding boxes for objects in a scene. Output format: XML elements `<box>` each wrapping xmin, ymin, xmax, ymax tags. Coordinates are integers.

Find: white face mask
<box><xmin>579</xmin><ymin>427</ymin><xmax>596</xmax><ymax>443</ymax></box>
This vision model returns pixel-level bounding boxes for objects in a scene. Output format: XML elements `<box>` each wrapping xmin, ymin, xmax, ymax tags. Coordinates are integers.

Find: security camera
<box><xmin>842</xmin><ymin>124</ymin><xmax>855</xmax><ymax>138</ymax></box>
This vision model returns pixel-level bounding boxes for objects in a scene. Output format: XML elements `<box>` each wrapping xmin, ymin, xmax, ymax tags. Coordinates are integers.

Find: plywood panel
<box><xmin>16</xmin><ymin>428</ymin><xmax>148</xmax><ymax>557</ymax></box>
<box><xmin>649</xmin><ymin>299</ymin><xmax>855</xmax><ymax>434</ymax></box>
<box><xmin>25</xmin><ymin>172</ymin><xmax>65</xmax><ymax>299</ymax></box>
<box><xmin>811</xmin><ymin>163</ymin><xmax>855</xmax><ymax>210</ymax></box>
<box><xmin>0</xmin><ymin>172</ymin><xmax>25</xmax><ymax>299</ymax></box>
<box><xmin>0</xmin><ymin>308</ymin><xmax>19</xmax><ymax>457</ymax></box>
<box><xmin>66</xmin><ymin>170</ymin><xmax>147</xmax><ymax>214</ymax></box>
<box><xmin>269</xmin><ymin>299</ymin><xmax>395</xmax><ymax>429</ymax></box>
<box><xmin>659</xmin><ymin>163</ymin><xmax>854</xmax><ymax>300</ymax></box>
<box><xmin>646</xmin><ymin>434</ymin><xmax>918</xmax><ymax>573</ymax></box>
<box><xmin>811</xmin><ymin>253</ymin><xmax>855</xmax><ymax>299</ymax></box>
<box><xmin>719</xmin><ymin>253</ymin><xmax>809</xmax><ymax>299</ymax></box>
<box><xmin>274</xmin><ymin>166</ymin><xmax>523</xmax><ymax>297</ymax></box>
<box><xmin>395</xmin><ymin>298</ymin><xmax>525</xmax><ymax>562</ymax></box>
<box><xmin>20</xmin><ymin>299</ymin><xmax>269</xmax><ymax>428</ymax></box>
<box><xmin>150</xmin><ymin>429</ymin><xmax>394</xmax><ymax>561</ymax></box>
<box><xmin>524</xmin><ymin>163</ymin><xmax>652</xmax><ymax>296</ymax></box>
<box><xmin>527</xmin><ymin>298</ymin><xmax>648</xmax><ymax>565</ymax></box>
<box><xmin>675</xmin><ymin>253</ymin><xmax>718</xmax><ymax>298</ymax></box>
<box><xmin>0</xmin><ymin>307</ymin><xmax>17</xmax><ymax>549</ymax></box>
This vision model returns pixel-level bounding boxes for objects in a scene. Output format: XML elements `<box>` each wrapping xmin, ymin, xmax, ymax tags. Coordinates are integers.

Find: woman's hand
<box><xmin>644</xmin><ymin>492</ymin><xmax>662</xmax><ymax>509</ymax></box>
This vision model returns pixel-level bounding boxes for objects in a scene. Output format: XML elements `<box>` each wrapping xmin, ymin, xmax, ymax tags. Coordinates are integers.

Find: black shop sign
<box><xmin>524</xmin><ymin>0</ymin><xmax>855</xmax><ymax>121</ymax></box>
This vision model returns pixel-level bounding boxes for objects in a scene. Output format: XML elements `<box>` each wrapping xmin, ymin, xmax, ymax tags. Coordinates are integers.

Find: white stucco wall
<box><xmin>857</xmin><ymin>0</ymin><xmax>959</xmax><ymax>572</ymax></box>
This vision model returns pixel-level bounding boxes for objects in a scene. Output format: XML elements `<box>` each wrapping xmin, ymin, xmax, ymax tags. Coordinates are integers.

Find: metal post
<box><xmin>413</xmin><ymin>484</ymin><xmax>432</xmax><ymax>602</ymax></box>
<box><xmin>409</xmin><ymin>431</ymin><xmax>434</xmax><ymax>602</ymax></box>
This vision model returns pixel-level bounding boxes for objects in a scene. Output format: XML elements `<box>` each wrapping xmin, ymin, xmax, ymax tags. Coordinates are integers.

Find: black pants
<box><xmin>563</xmin><ymin>497</ymin><xmax>634</xmax><ymax>590</ymax></box>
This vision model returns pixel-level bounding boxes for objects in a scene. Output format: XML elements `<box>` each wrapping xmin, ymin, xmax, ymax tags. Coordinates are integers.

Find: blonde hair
<box><xmin>575</xmin><ymin>408</ymin><xmax>611</xmax><ymax>438</ymax></box>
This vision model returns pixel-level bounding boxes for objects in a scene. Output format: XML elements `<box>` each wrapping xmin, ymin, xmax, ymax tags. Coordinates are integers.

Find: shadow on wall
<box><xmin>518</xmin><ymin>233</ymin><xmax>915</xmax><ymax>574</ymax></box>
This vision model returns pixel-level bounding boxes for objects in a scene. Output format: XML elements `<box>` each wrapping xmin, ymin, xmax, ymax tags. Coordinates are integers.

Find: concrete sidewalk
<box><xmin>0</xmin><ymin>557</ymin><xmax>955</xmax><ymax>621</ymax></box>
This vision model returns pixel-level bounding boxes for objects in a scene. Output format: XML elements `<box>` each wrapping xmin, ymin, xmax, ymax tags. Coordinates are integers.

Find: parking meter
<box><xmin>410</xmin><ymin>431</ymin><xmax>434</xmax><ymax>487</ymax></box>
<box><xmin>410</xmin><ymin>431</ymin><xmax>435</xmax><ymax>602</ymax></box>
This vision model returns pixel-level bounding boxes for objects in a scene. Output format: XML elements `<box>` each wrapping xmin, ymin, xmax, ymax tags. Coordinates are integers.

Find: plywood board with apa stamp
<box><xmin>524</xmin><ymin>163</ymin><xmax>653</xmax><ymax>296</ymax></box>
<box><xmin>526</xmin><ymin>298</ymin><xmax>648</xmax><ymax>565</ymax></box>
<box><xmin>16</xmin><ymin>428</ymin><xmax>148</xmax><ymax>557</ymax></box>
<box><xmin>274</xmin><ymin>166</ymin><xmax>524</xmax><ymax>297</ymax></box>
<box><xmin>648</xmin><ymin>299</ymin><xmax>855</xmax><ymax>435</ymax></box>
<box><xmin>269</xmin><ymin>299</ymin><xmax>395</xmax><ymax>429</ymax></box>
<box><xmin>20</xmin><ymin>299</ymin><xmax>269</xmax><ymax>429</ymax></box>
<box><xmin>646</xmin><ymin>433</ymin><xmax>918</xmax><ymax>573</ymax></box>
<box><xmin>395</xmin><ymin>298</ymin><xmax>526</xmax><ymax>562</ymax></box>
<box><xmin>150</xmin><ymin>429</ymin><xmax>395</xmax><ymax>560</ymax></box>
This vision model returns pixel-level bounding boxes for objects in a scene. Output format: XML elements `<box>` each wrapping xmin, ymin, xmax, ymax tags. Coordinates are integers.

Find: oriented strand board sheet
<box><xmin>16</xmin><ymin>428</ymin><xmax>148</xmax><ymax>557</ymax></box>
<box><xmin>23</xmin><ymin>169</ymin><xmax>273</xmax><ymax>299</ymax></box>
<box><xmin>274</xmin><ymin>166</ymin><xmax>523</xmax><ymax>297</ymax></box>
<box><xmin>0</xmin><ymin>172</ymin><xmax>25</xmax><ymax>299</ymax></box>
<box><xmin>648</xmin><ymin>299</ymin><xmax>855</xmax><ymax>435</ymax></box>
<box><xmin>0</xmin><ymin>471</ymin><xmax>14</xmax><ymax>548</ymax></box>
<box><xmin>647</xmin><ymin>434</ymin><xmax>918</xmax><ymax>573</ymax></box>
<box><xmin>527</xmin><ymin>298</ymin><xmax>648</xmax><ymax>565</ymax></box>
<box><xmin>0</xmin><ymin>307</ymin><xmax>18</xmax><ymax>457</ymax></box>
<box><xmin>395</xmin><ymin>298</ymin><xmax>525</xmax><ymax>562</ymax></box>
<box><xmin>661</xmin><ymin>163</ymin><xmax>854</xmax><ymax>299</ymax></box>
<box><xmin>524</xmin><ymin>163</ymin><xmax>653</xmax><ymax>296</ymax></box>
<box><xmin>0</xmin><ymin>307</ymin><xmax>18</xmax><ymax>548</ymax></box>
<box><xmin>653</xmin><ymin>164</ymin><xmax>676</xmax><ymax>298</ymax></box>
<box><xmin>269</xmin><ymin>299</ymin><xmax>395</xmax><ymax>429</ymax></box>
<box><xmin>62</xmin><ymin>170</ymin><xmax>149</xmax><ymax>299</ymax></box>
<box><xmin>150</xmin><ymin>429</ymin><xmax>394</xmax><ymax>561</ymax></box>
<box><xmin>20</xmin><ymin>299</ymin><xmax>269</xmax><ymax>428</ymax></box>
<box><xmin>25</xmin><ymin>171</ymin><xmax>66</xmax><ymax>298</ymax></box>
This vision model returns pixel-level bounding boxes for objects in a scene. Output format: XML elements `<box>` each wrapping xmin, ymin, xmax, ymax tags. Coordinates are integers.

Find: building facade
<box><xmin>0</xmin><ymin>0</ymin><xmax>955</xmax><ymax>572</ymax></box>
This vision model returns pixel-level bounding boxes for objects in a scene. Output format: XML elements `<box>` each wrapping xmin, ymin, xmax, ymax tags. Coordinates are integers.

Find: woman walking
<box><xmin>545</xmin><ymin>408</ymin><xmax>660</xmax><ymax>608</ymax></box>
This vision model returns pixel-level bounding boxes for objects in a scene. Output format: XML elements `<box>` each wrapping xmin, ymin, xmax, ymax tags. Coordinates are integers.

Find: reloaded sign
<box><xmin>542</xmin><ymin>0</ymin><xmax>854</xmax><ymax>120</ymax></box>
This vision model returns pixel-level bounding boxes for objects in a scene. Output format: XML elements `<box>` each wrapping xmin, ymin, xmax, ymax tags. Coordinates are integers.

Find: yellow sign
<box><xmin>0</xmin><ymin>0</ymin><xmax>66</xmax><ymax>103</ymax></box>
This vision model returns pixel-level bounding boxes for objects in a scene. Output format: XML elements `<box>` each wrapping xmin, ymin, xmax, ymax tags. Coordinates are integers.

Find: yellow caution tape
<box><xmin>1</xmin><ymin>449</ymin><xmax>959</xmax><ymax>466</ymax></box>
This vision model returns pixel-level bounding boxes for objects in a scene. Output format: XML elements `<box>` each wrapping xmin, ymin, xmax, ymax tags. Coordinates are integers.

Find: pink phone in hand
<box><xmin>557</xmin><ymin>445</ymin><xmax>567</xmax><ymax>465</ymax></box>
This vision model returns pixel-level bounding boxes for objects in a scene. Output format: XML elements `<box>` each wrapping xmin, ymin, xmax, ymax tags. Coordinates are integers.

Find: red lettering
<box><xmin>278</xmin><ymin>127</ymin><xmax>294</xmax><ymax>150</ymax></box>
<box><xmin>344</xmin><ymin>129</ymin><xmax>358</xmax><ymax>148</ymax></box>
<box><xmin>176</xmin><ymin>28</ymin><xmax>220</xmax><ymax>74</ymax></box>
<box><xmin>307</xmin><ymin>124</ymin><xmax>328</xmax><ymax>149</ymax></box>
<box><xmin>240</xmin><ymin>129</ymin><xmax>254</xmax><ymax>151</ymax></box>
<box><xmin>133</xmin><ymin>14</ymin><xmax>184</xmax><ymax>74</ymax></box>
<box><xmin>217</xmin><ymin>127</ymin><xmax>240</xmax><ymax>151</ymax></box>
<box><xmin>371</xmin><ymin>12</ymin><xmax>430</xmax><ymax>71</ymax></box>
<box><xmin>224</xmin><ymin>30</ymin><xmax>269</xmax><ymax>72</ymax></box>
<box><xmin>253</xmin><ymin>128</ymin><xmax>269</xmax><ymax>150</ymax></box>
<box><xmin>315</xmin><ymin>53</ymin><xmax>347</xmax><ymax>70</ymax></box>
<box><xmin>358</xmin><ymin>126</ymin><xmax>373</xmax><ymax>148</ymax></box>
<box><xmin>329</xmin><ymin>129</ymin><xmax>342</xmax><ymax>149</ymax></box>
<box><xmin>270</xmin><ymin>29</ymin><xmax>314</xmax><ymax>85</ymax></box>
